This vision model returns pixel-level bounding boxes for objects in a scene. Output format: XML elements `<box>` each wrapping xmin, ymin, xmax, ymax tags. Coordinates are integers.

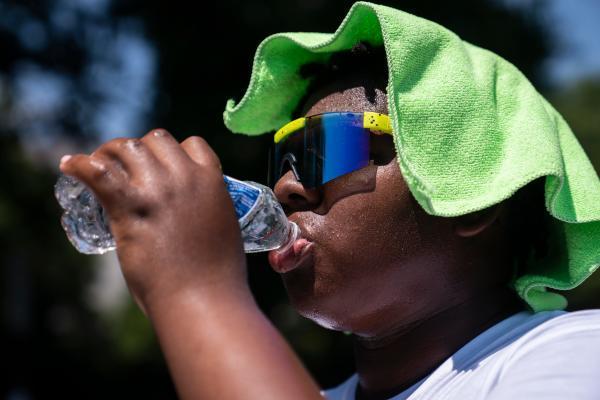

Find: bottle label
<box><xmin>223</xmin><ymin>176</ymin><xmax>261</xmax><ymax>220</ymax></box>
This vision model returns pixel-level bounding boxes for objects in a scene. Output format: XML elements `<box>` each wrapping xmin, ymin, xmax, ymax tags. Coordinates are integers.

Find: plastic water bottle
<box><xmin>54</xmin><ymin>174</ymin><xmax>299</xmax><ymax>255</ymax></box>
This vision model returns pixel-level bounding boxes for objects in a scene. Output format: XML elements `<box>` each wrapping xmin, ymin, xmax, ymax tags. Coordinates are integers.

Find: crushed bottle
<box><xmin>54</xmin><ymin>174</ymin><xmax>299</xmax><ymax>255</ymax></box>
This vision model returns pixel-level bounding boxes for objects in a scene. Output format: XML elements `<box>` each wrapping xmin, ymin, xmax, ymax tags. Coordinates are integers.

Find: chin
<box><xmin>298</xmin><ymin>309</ymin><xmax>343</xmax><ymax>331</ymax></box>
<box><xmin>287</xmin><ymin>291</ymin><xmax>363</xmax><ymax>333</ymax></box>
<box><xmin>281</xmin><ymin>253</ymin><xmax>384</xmax><ymax>334</ymax></box>
<box><xmin>287</xmin><ymin>283</ymin><xmax>419</xmax><ymax>337</ymax></box>
<box><xmin>281</xmin><ymin>266</ymin><xmax>344</xmax><ymax>330</ymax></box>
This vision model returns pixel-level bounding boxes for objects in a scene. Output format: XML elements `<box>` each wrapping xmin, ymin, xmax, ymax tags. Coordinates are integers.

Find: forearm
<box><xmin>147</xmin><ymin>280</ymin><xmax>323</xmax><ymax>400</ymax></box>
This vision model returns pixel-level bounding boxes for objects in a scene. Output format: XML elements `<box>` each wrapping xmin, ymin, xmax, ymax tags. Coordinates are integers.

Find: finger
<box><xmin>94</xmin><ymin>137</ymin><xmax>162</xmax><ymax>181</ymax></box>
<box><xmin>180</xmin><ymin>136</ymin><xmax>222</xmax><ymax>170</ymax></box>
<box><xmin>91</xmin><ymin>138</ymin><xmax>129</xmax><ymax>178</ymax></box>
<box><xmin>141</xmin><ymin>128</ymin><xmax>192</xmax><ymax>171</ymax></box>
<box><xmin>59</xmin><ymin>153</ymin><xmax>126</xmax><ymax>206</ymax></box>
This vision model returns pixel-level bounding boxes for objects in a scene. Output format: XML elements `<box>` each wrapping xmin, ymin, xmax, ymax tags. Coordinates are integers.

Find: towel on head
<box><xmin>223</xmin><ymin>1</ymin><xmax>600</xmax><ymax>312</ymax></box>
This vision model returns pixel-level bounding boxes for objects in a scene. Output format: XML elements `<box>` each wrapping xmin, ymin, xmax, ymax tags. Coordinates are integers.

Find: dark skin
<box><xmin>59</xmin><ymin>72</ymin><xmax>523</xmax><ymax>400</ymax></box>
<box><xmin>60</xmin><ymin>132</ymin><xmax>323</xmax><ymax>400</ymax></box>
<box><xmin>273</xmin><ymin>73</ymin><xmax>524</xmax><ymax>399</ymax></box>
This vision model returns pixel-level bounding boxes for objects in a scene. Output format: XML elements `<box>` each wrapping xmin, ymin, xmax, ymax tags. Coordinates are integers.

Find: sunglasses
<box><xmin>268</xmin><ymin>112</ymin><xmax>395</xmax><ymax>189</ymax></box>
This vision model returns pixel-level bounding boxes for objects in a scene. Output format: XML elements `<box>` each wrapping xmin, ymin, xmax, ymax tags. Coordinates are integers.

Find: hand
<box><xmin>59</xmin><ymin>129</ymin><xmax>323</xmax><ymax>400</ymax></box>
<box><xmin>59</xmin><ymin>129</ymin><xmax>247</xmax><ymax>313</ymax></box>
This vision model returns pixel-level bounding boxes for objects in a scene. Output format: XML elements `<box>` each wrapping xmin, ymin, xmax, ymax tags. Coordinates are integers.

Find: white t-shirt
<box><xmin>323</xmin><ymin>309</ymin><xmax>600</xmax><ymax>400</ymax></box>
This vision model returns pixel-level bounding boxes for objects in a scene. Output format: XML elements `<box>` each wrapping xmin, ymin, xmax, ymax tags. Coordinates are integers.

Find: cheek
<box><xmin>324</xmin><ymin>180</ymin><xmax>421</xmax><ymax>298</ymax></box>
<box><xmin>326</xmin><ymin>162</ymin><xmax>420</xmax><ymax>269</ymax></box>
<box><xmin>325</xmin><ymin>192</ymin><xmax>415</xmax><ymax>273</ymax></box>
<box><xmin>285</xmin><ymin>163</ymin><xmax>430</xmax><ymax>331</ymax></box>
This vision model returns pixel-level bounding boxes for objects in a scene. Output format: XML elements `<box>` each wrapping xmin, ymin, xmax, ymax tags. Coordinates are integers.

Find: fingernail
<box><xmin>60</xmin><ymin>155</ymin><xmax>72</xmax><ymax>167</ymax></box>
<box><xmin>153</xmin><ymin>130</ymin><xmax>166</xmax><ymax>137</ymax></box>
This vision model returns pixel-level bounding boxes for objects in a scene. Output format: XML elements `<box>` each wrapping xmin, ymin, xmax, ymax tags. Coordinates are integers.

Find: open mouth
<box><xmin>268</xmin><ymin>237</ymin><xmax>315</xmax><ymax>273</ymax></box>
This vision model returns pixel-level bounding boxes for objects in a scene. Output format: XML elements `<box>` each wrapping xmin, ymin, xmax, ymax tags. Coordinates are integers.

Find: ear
<box><xmin>454</xmin><ymin>203</ymin><xmax>505</xmax><ymax>238</ymax></box>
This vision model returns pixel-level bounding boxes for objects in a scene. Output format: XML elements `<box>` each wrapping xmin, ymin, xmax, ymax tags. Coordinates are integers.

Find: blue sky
<box><xmin>5</xmin><ymin>0</ymin><xmax>600</xmax><ymax>147</ymax></box>
<box><xmin>504</xmin><ymin>0</ymin><xmax>600</xmax><ymax>85</ymax></box>
<box><xmin>98</xmin><ymin>0</ymin><xmax>600</xmax><ymax>138</ymax></box>
<box><xmin>546</xmin><ymin>0</ymin><xmax>600</xmax><ymax>84</ymax></box>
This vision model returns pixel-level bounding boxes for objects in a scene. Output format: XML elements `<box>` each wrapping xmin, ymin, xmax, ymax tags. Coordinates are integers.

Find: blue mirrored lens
<box><xmin>270</xmin><ymin>113</ymin><xmax>372</xmax><ymax>188</ymax></box>
<box><xmin>321</xmin><ymin>113</ymin><xmax>369</xmax><ymax>184</ymax></box>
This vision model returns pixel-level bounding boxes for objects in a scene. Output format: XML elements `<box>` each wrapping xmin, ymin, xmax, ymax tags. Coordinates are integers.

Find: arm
<box><xmin>60</xmin><ymin>129</ymin><xmax>323</xmax><ymax>400</ymax></box>
<box><xmin>149</xmin><ymin>286</ymin><xmax>323</xmax><ymax>400</ymax></box>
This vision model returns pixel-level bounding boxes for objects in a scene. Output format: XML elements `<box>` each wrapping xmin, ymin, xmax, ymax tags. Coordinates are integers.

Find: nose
<box><xmin>273</xmin><ymin>170</ymin><xmax>323</xmax><ymax>213</ymax></box>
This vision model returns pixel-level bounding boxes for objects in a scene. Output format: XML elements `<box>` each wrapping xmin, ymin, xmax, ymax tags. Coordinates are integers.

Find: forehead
<box><xmin>304</xmin><ymin>86</ymin><xmax>389</xmax><ymax>118</ymax></box>
<box><xmin>301</xmin><ymin>74</ymin><xmax>389</xmax><ymax>117</ymax></box>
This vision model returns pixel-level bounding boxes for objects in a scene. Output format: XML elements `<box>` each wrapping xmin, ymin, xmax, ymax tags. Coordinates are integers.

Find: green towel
<box><xmin>223</xmin><ymin>1</ymin><xmax>600</xmax><ymax>312</ymax></box>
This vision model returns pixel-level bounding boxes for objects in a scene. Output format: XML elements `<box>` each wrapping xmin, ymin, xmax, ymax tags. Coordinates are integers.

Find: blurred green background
<box><xmin>1</xmin><ymin>0</ymin><xmax>599</xmax><ymax>398</ymax></box>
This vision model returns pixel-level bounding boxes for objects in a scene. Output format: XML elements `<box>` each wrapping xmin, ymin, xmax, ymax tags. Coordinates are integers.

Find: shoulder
<box><xmin>322</xmin><ymin>311</ymin><xmax>600</xmax><ymax>400</ymax></box>
<box><xmin>489</xmin><ymin>309</ymin><xmax>600</xmax><ymax>399</ymax></box>
<box><xmin>532</xmin><ymin>308</ymin><xmax>600</xmax><ymax>329</ymax></box>
<box><xmin>498</xmin><ymin>309</ymin><xmax>600</xmax><ymax>368</ymax></box>
<box><xmin>506</xmin><ymin>309</ymin><xmax>600</xmax><ymax>352</ymax></box>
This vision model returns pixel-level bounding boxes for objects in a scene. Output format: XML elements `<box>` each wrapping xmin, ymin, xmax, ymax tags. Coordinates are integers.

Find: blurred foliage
<box><xmin>550</xmin><ymin>77</ymin><xmax>600</xmax><ymax>310</ymax></box>
<box><xmin>1</xmin><ymin>0</ymin><xmax>598</xmax><ymax>398</ymax></box>
<box><xmin>550</xmin><ymin>77</ymin><xmax>600</xmax><ymax>172</ymax></box>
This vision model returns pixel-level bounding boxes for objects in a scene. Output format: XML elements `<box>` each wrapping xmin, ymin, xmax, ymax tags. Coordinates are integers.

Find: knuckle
<box><xmin>182</xmin><ymin>135</ymin><xmax>208</xmax><ymax>147</ymax></box>
<box><xmin>147</xmin><ymin>128</ymin><xmax>171</xmax><ymax>139</ymax></box>
<box><xmin>89</xmin><ymin>159</ymin><xmax>112</xmax><ymax>181</ymax></box>
<box><xmin>110</xmin><ymin>137</ymin><xmax>130</xmax><ymax>144</ymax></box>
<box><xmin>110</xmin><ymin>137</ymin><xmax>130</xmax><ymax>148</ymax></box>
<box><xmin>96</xmin><ymin>138</ymin><xmax>127</xmax><ymax>156</ymax></box>
<box><xmin>107</xmin><ymin>137</ymin><xmax>128</xmax><ymax>147</ymax></box>
<box><xmin>122</xmin><ymin>138</ymin><xmax>143</xmax><ymax>151</ymax></box>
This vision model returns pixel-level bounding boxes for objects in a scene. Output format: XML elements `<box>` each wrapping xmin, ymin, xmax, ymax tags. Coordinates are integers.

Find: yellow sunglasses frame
<box><xmin>273</xmin><ymin>112</ymin><xmax>393</xmax><ymax>144</ymax></box>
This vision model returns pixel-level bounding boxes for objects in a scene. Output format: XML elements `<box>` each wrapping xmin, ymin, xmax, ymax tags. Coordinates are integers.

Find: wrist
<box><xmin>143</xmin><ymin>275</ymin><xmax>255</xmax><ymax>325</ymax></box>
<box><xmin>121</xmin><ymin>252</ymin><xmax>250</xmax><ymax>315</ymax></box>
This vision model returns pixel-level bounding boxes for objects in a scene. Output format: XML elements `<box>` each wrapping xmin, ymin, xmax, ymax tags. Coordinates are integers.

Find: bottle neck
<box><xmin>278</xmin><ymin>221</ymin><xmax>300</xmax><ymax>253</ymax></box>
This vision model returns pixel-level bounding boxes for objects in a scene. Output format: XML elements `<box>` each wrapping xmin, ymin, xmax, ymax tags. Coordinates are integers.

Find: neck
<box><xmin>352</xmin><ymin>287</ymin><xmax>523</xmax><ymax>400</ymax></box>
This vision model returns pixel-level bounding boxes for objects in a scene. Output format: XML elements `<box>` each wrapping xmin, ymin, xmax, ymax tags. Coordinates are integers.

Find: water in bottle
<box><xmin>54</xmin><ymin>174</ymin><xmax>299</xmax><ymax>255</ymax></box>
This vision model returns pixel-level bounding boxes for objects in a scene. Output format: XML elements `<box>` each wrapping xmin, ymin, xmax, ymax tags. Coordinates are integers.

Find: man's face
<box><xmin>269</xmin><ymin>77</ymin><xmax>501</xmax><ymax>338</ymax></box>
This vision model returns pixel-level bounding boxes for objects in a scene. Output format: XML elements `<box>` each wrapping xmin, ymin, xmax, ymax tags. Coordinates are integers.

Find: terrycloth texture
<box><xmin>223</xmin><ymin>1</ymin><xmax>600</xmax><ymax>312</ymax></box>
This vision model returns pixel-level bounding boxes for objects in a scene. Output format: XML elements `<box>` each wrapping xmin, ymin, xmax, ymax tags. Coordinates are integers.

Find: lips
<box><xmin>268</xmin><ymin>236</ymin><xmax>315</xmax><ymax>274</ymax></box>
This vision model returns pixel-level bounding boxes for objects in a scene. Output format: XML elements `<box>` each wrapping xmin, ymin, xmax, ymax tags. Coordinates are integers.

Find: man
<box><xmin>60</xmin><ymin>2</ymin><xmax>600</xmax><ymax>399</ymax></box>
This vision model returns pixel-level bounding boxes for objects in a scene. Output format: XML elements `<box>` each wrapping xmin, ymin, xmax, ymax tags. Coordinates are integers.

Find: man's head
<box><xmin>229</xmin><ymin>2</ymin><xmax>599</xmax><ymax>316</ymax></box>
<box><xmin>269</xmin><ymin>42</ymin><xmax>543</xmax><ymax>337</ymax></box>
